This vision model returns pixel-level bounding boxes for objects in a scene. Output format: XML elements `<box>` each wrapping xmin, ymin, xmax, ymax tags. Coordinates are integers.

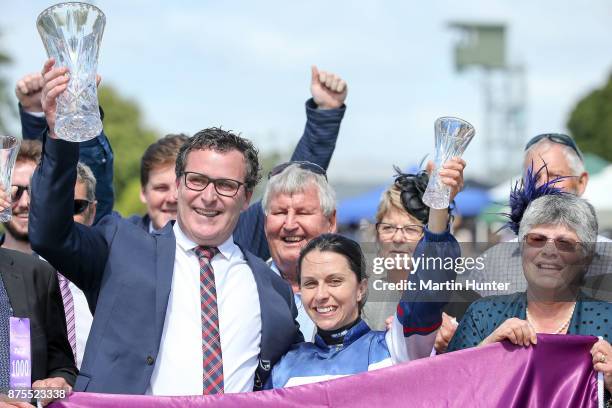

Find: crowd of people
<box><xmin>0</xmin><ymin>57</ymin><xmax>610</xmax><ymax>406</ymax></box>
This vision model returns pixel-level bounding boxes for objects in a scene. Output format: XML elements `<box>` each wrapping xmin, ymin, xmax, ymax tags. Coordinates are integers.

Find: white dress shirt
<box><xmin>148</xmin><ymin>223</ymin><xmax>262</xmax><ymax>395</ymax></box>
<box><xmin>38</xmin><ymin>256</ymin><xmax>92</xmax><ymax>369</ymax></box>
<box><xmin>269</xmin><ymin>261</ymin><xmax>316</xmax><ymax>342</ymax></box>
<box><xmin>69</xmin><ymin>282</ymin><xmax>93</xmax><ymax>369</ymax></box>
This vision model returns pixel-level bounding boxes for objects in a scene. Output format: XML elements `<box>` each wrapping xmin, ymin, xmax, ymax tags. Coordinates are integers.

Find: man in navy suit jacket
<box><xmin>29</xmin><ymin>59</ymin><xmax>303</xmax><ymax>395</ymax></box>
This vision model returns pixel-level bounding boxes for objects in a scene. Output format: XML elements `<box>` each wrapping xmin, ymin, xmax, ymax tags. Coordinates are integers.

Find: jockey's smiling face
<box><xmin>299</xmin><ymin>249</ymin><xmax>367</xmax><ymax>332</ymax></box>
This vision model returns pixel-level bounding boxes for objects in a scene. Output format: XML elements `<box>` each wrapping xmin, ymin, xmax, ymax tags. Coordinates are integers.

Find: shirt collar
<box><xmin>269</xmin><ymin>260</ymin><xmax>281</xmax><ymax>276</ymax></box>
<box><xmin>173</xmin><ymin>222</ymin><xmax>237</xmax><ymax>260</ymax></box>
<box><xmin>148</xmin><ymin>220</ymin><xmax>160</xmax><ymax>234</ymax></box>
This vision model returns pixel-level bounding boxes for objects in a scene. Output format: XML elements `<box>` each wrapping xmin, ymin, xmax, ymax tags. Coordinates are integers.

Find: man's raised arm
<box><xmin>29</xmin><ymin>58</ymin><xmax>108</xmax><ymax>296</ymax></box>
<box><xmin>15</xmin><ymin>70</ymin><xmax>115</xmax><ymax>222</ymax></box>
<box><xmin>234</xmin><ymin>66</ymin><xmax>347</xmax><ymax>259</ymax></box>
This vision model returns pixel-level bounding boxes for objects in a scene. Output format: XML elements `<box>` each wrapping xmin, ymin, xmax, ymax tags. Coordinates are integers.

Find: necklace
<box><xmin>526</xmin><ymin>302</ymin><xmax>576</xmax><ymax>335</ymax></box>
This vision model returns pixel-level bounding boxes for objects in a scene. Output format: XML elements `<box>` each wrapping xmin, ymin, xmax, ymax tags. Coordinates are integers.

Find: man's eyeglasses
<box><xmin>10</xmin><ymin>185</ymin><xmax>29</xmax><ymax>202</ymax></box>
<box><xmin>74</xmin><ymin>199</ymin><xmax>92</xmax><ymax>215</ymax></box>
<box><xmin>268</xmin><ymin>161</ymin><xmax>327</xmax><ymax>180</ymax></box>
<box><xmin>376</xmin><ymin>223</ymin><xmax>424</xmax><ymax>239</ymax></box>
<box><xmin>523</xmin><ymin>233</ymin><xmax>582</xmax><ymax>253</ymax></box>
<box><xmin>524</xmin><ymin>133</ymin><xmax>583</xmax><ymax>161</ymax></box>
<box><xmin>183</xmin><ymin>172</ymin><xmax>244</xmax><ymax>197</ymax></box>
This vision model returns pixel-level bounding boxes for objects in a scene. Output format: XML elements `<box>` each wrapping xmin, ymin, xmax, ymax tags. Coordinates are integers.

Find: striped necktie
<box><xmin>193</xmin><ymin>246</ymin><xmax>223</xmax><ymax>394</ymax></box>
<box><xmin>57</xmin><ymin>273</ymin><xmax>77</xmax><ymax>362</ymax></box>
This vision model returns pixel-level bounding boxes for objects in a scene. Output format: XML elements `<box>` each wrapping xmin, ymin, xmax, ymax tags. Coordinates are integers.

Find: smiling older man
<box><xmin>262</xmin><ymin>161</ymin><xmax>337</xmax><ymax>340</ymax></box>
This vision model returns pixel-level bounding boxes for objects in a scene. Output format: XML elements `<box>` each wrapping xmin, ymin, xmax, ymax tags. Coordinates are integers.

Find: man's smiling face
<box><xmin>176</xmin><ymin>148</ymin><xmax>252</xmax><ymax>246</ymax></box>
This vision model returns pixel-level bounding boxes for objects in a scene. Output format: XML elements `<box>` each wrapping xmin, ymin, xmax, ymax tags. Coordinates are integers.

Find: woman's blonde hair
<box><xmin>375</xmin><ymin>184</ymin><xmax>405</xmax><ymax>223</ymax></box>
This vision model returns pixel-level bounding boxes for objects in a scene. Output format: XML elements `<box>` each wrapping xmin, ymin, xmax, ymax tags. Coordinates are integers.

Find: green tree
<box><xmin>0</xmin><ymin>32</ymin><xmax>14</xmax><ymax>134</ymax></box>
<box><xmin>98</xmin><ymin>85</ymin><xmax>158</xmax><ymax>215</ymax></box>
<box><xmin>567</xmin><ymin>71</ymin><xmax>612</xmax><ymax>162</ymax></box>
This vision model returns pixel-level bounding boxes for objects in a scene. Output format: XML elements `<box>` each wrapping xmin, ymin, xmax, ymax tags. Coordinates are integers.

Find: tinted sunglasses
<box><xmin>524</xmin><ymin>133</ymin><xmax>583</xmax><ymax>161</ymax></box>
<box><xmin>268</xmin><ymin>161</ymin><xmax>327</xmax><ymax>180</ymax></box>
<box><xmin>74</xmin><ymin>199</ymin><xmax>92</xmax><ymax>215</ymax></box>
<box><xmin>523</xmin><ymin>233</ymin><xmax>581</xmax><ymax>253</ymax></box>
<box><xmin>10</xmin><ymin>185</ymin><xmax>29</xmax><ymax>202</ymax></box>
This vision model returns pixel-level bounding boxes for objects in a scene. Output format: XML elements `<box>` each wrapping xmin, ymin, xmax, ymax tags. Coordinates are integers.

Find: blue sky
<box><xmin>2</xmin><ymin>1</ymin><xmax>611</xmax><ymax>183</ymax></box>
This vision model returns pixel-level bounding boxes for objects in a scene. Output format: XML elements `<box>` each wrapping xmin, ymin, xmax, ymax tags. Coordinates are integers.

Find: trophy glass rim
<box><xmin>37</xmin><ymin>2</ymin><xmax>106</xmax><ymax>26</ymax></box>
<box><xmin>435</xmin><ymin>116</ymin><xmax>474</xmax><ymax>130</ymax></box>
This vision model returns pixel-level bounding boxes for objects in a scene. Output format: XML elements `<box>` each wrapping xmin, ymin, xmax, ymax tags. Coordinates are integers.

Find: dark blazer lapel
<box><xmin>153</xmin><ymin>224</ymin><xmax>176</xmax><ymax>341</ymax></box>
<box><xmin>0</xmin><ymin>253</ymin><xmax>29</xmax><ymax>317</ymax></box>
<box><xmin>139</xmin><ymin>214</ymin><xmax>151</xmax><ymax>232</ymax></box>
<box><xmin>241</xmin><ymin>250</ymin><xmax>296</xmax><ymax>361</ymax></box>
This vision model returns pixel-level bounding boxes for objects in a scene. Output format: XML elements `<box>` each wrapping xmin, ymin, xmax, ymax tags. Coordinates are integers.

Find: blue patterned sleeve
<box><xmin>289</xmin><ymin>98</ymin><xmax>345</xmax><ymax>168</ymax></box>
<box><xmin>396</xmin><ymin>226</ymin><xmax>460</xmax><ymax>337</ymax></box>
<box><xmin>385</xmin><ymin>226</ymin><xmax>460</xmax><ymax>362</ymax></box>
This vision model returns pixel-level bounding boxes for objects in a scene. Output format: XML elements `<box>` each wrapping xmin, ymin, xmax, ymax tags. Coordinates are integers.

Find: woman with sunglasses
<box><xmin>447</xmin><ymin>184</ymin><xmax>612</xmax><ymax>397</ymax></box>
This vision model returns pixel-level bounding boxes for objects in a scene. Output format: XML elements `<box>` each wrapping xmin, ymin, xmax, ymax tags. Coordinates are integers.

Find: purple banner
<box><xmin>9</xmin><ymin>317</ymin><xmax>31</xmax><ymax>389</ymax></box>
<box><xmin>51</xmin><ymin>334</ymin><xmax>599</xmax><ymax>408</ymax></box>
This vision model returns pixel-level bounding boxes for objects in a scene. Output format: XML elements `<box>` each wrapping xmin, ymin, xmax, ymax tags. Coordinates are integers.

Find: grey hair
<box><xmin>76</xmin><ymin>162</ymin><xmax>97</xmax><ymax>202</ymax></box>
<box><xmin>262</xmin><ymin>164</ymin><xmax>336</xmax><ymax>216</ymax></box>
<box><xmin>524</xmin><ymin>139</ymin><xmax>585</xmax><ymax>176</ymax></box>
<box><xmin>518</xmin><ymin>195</ymin><xmax>598</xmax><ymax>247</ymax></box>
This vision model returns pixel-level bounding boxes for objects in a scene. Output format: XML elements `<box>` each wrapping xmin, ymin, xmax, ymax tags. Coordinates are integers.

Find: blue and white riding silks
<box><xmin>267</xmin><ymin>227</ymin><xmax>459</xmax><ymax>389</ymax></box>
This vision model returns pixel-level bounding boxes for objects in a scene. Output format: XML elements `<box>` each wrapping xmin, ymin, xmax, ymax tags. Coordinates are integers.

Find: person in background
<box><xmin>131</xmin><ymin>134</ymin><xmax>188</xmax><ymax>233</ymax></box>
<box><xmin>0</xmin><ymin>141</ymin><xmax>40</xmax><ymax>254</ymax></box>
<box><xmin>0</xmin><ymin>246</ymin><xmax>77</xmax><ymax>407</ymax></box>
<box><xmin>0</xmin><ymin>184</ymin><xmax>77</xmax><ymax>406</ymax></box>
<box><xmin>361</xmin><ymin>163</ymin><xmax>477</xmax><ymax>354</ymax></box>
<box><xmin>1</xmin><ymin>139</ymin><xmax>94</xmax><ymax>371</ymax></box>
<box><xmin>472</xmin><ymin>133</ymin><xmax>612</xmax><ymax>297</ymax></box>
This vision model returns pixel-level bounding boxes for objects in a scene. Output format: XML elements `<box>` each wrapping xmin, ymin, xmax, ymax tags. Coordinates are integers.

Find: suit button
<box><xmin>146</xmin><ymin>356</ymin><xmax>155</xmax><ymax>366</ymax></box>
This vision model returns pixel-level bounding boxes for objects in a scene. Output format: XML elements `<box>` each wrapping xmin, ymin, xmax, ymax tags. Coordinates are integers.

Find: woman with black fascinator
<box><xmin>362</xmin><ymin>160</ymin><xmax>466</xmax><ymax>333</ymax></box>
<box><xmin>362</xmin><ymin>168</ymin><xmax>429</xmax><ymax>332</ymax></box>
<box><xmin>363</xmin><ymin>160</ymin><xmax>480</xmax><ymax>355</ymax></box>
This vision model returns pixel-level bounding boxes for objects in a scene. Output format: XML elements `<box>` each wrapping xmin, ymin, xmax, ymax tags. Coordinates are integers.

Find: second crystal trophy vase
<box><xmin>0</xmin><ymin>136</ymin><xmax>21</xmax><ymax>222</ymax></box>
<box><xmin>422</xmin><ymin>117</ymin><xmax>475</xmax><ymax>209</ymax></box>
<box><xmin>37</xmin><ymin>2</ymin><xmax>106</xmax><ymax>142</ymax></box>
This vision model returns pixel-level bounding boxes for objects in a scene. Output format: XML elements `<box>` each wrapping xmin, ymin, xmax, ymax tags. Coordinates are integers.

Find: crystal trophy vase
<box><xmin>37</xmin><ymin>2</ymin><xmax>106</xmax><ymax>142</ymax></box>
<box><xmin>0</xmin><ymin>136</ymin><xmax>21</xmax><ymax>222</ymax></box>
<box><xmin>422</xmin><ymin>117</ymin><xmax>475</xmax><ymax>209</ymax></box>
